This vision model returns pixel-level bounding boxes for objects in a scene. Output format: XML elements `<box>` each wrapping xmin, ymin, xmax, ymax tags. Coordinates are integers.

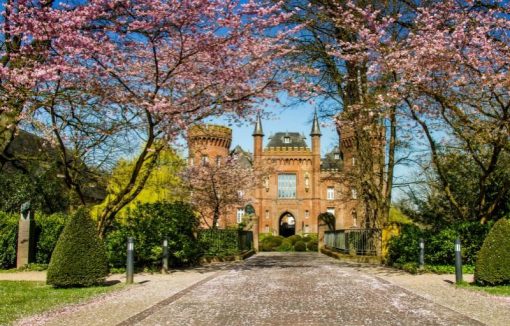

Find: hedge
<box><xmin>475</xmin><ymin>218</ymin><xmax>510</xmax><ymax>286</ymax></box>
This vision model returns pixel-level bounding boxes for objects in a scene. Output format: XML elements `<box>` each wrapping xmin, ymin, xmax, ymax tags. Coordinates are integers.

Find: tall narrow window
<box><xmin>237</xmin><ymin>208</ymin><xmax>245</xmax><ymax>223</ymax></box>
<box><xmin>351</xmin><ymin>188</ymin><xmax>358</xmax><ymax>200</ymax></box>
<box><xmin>238</xmin><ymin>190</ymin><xmax>244</xmax><ymax>199</ymax></box>
<box><xmin>352</xmin><ymin>209</ymin><xmax>358</xmax><ymax>227</ymax></box>
<box><xmin>265</xmin><ymin>225</ymin><xmax>270</xmax><ymax>233</ymax></box>
<box><xmin>201</xmin><ymin>155</ymin><xmax>209</xmax><ymax>165</ymax></box>
<box><xmin>304</xmin><ymin>210</ymin><xmax>309</xmax><ymax>219</ymax></box>
<box><xmin>304</xmin><ymin>224</ymin><xmax>310</xmax><ymax>233</ymax></box>
<box><xmin>265</xmin><ymin>210</ymin><xmax>269</xmax><ymax>219</ymax></box>
<box><xmin>327</xmin><ymin>187</ymin><xmax>335</xmax><ymax>200</ymax></box>
<box><xmin>278</xmin><ymin>174</ymin><xmax>296</xmax><ymax>198</ymax></box>
<box><xmin>352</xmin><ymin>157</ymin><xmax>356</xmax><ymax>166</ymax></box>
<box><xmin>216</xmin><ymin>156</ymin><xmax>222</xmax><ymax>166</ymax></box>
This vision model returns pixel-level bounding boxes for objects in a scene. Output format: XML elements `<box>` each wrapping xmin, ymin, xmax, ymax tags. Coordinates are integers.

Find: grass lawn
<box><xmin>0</xmin><ymin>280</ymin><xmax>123</xmax><ymax>325</ymax></box>
<box><xmin>457</xmin><ymin>282</ymin><xmax>510</xmax><ymax>296</ymax></box>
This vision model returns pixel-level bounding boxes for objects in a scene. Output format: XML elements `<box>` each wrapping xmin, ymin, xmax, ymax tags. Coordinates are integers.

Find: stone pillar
<box><xmin>17</xmin><ymin>202</ymin><xmax>35</xmax><ymax>268</ymax></box>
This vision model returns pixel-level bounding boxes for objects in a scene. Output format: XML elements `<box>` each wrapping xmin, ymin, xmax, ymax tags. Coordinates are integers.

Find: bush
<box><xmin>277</xmin><ymin>239</ymin><xmax>293</xmax><ymax>252</ymax></box>
<box><xmin>198</xmin><ymin>229</ymin><xmax>239</xmax><ymax>257</ymax></box>
<box><xmin>287</xmin><ymin>235</ymin><xmax>302</xmax><ymax>245</ymax></box>
<box><xmin>475</xmin><ymin>218</ymin><xmax>510</xmax><ymax>286</ymax></box>
<box><xmin>34</xmin><ymin>212</ymin><xmax>68</xmax><ymax>264</ymax></box>
<box><xmin>106</xmin><ymin>202</ymin><xmax>201</xmax><ymax>269</ymax></box>
<box><xmin>0</xmin><ymin>212</ymin><xmax>18</xmax><ymax>269</ymax></box>
<box><xmin>294</xmin><ymin>241</ymin><xmax>306</xmax><ymax>252</ymax></box>
<box><xmin>260</xmin><ymin>235</ymin><xmax>283</xmax><ymax>251</ymax></box>
<box><xmin>307</xmin><ymin>239</ymin><xmax>318</xmax><ymax>252</ymax></box>
<box><xmin>47</xmin><ymin>209</ymin><xmax>108</xmax><ymax>287</ymax></box>
<box><xmin>387</xmin><ymin>224</ymin><xmax>423</xmax><ymax>265</ymax></box>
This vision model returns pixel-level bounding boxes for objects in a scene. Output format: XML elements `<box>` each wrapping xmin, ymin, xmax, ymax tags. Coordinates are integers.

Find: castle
<box><xmin>187</xmin><ymin>112</ymin><xmax>361</xmax><ymax>236</ymax></box>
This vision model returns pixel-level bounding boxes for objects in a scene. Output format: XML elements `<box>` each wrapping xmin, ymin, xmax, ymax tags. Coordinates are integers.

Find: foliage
<box><xmin>0</xmin><ymin>281</ymin><xmax>123</xmax><ymax>325</ymax></box>
<box><xmin>106</xmin><ymin>202</ymin><xmax>201</xmax><ymax>268</ymax></box>
<box><xmin>287</xmin><ymin>235</ymin><xmax>302</xmax><ymax>245</ymax></box>
<box><xmin>0</xmin><ymin>212</ymin><xmax>18</xmax><ymax>269</ymax></box>
<box><xmin>0</xmin><ymin>167</ymin><xmax>70</xmax><ymax>214</ymax></box>
<box><xmin>260</xmin><ymin>235</ymin><xmax>284</xmax><ymax>252</ymax></box>
<box><xmin>34</xmin><ymin>213</ymin><xmax>69</xmax><ymax>265</ymax></box>
<box><xmin>92</xmin><ymin>150</ymin><xmax>186</xmax><ymax>222</ymax></box>
<box><xmin>457</xmin><ymin>283</ymin><xmax>510</xmax><ymax>297</ymax></box>
<box><xmin>183</xmin><ymin>155</ymin><xmax>260</xmax><ymax>228</ymax></box>
<box><xmin>47</xmin><ymin>209</ymin><xmax>108</xmax><ymax>288</ymax></box>
<box><xmin>475</xmin><ymin>218</ymin><xmax>510</xmax><ymax>286</ymax></box>
<box><xmin>294</xmin><ymin>241</ymin><xmax>307</xmax><ymax>252</ymax></box>
<box><xmin>388</xmin><ymin>207</ymin><xmax>412</xmax><ymax>225</ymax></box>
<box><xmin>423</xmin><ymin>265</ymin><xmax>475</xmax><ymax>275</ymax></box>
<box><xmin>197</xmin><ymin>229</ymin><xmax>240</xmax><ymax>258</ymax></box>
<box><xmin>307</xmin><ymin>240</ymin><xmax>318</xmax><ymax>252</ymax></box>
<box><xmin>277</xmin><ymin>239</ymin><xmax>293</xmax><ymax>252</ymax></box>
<box><xmin>387</xmin><ymin>222</ymin><xmax>492</xmax><ymax>267</ymax></box>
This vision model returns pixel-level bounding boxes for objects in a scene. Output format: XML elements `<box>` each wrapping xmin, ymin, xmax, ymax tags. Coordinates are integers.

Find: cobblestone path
<box><xmin>129</xmin><ymin>252</ymin><xmax>483</xmax><ymax>326</ymax></box>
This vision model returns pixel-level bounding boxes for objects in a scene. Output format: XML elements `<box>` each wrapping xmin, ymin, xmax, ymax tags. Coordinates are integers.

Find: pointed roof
<box><xmin>310</xmin><ymin>110</ymin><xmax>322</xmax><ymax>136</ymax></box>
<box><xmin>252</xmin><ymin>113</ymin><xmax>264</xmax><ymax>136</ymax></box>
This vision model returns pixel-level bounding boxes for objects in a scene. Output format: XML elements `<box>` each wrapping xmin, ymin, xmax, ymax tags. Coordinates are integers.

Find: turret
<box><xmin>310</xmin><ymin>110</ymin><xmax>321</xmax><ymax>156</ymax></box>
<box><xmin>253</xmin><ymin>113</ymin><xmax>264</xmax><ymax>160</ymax></box>
<box><xmin>188</xmin><ymin>124</ymin><xmax>232</xmax><ymax>166</ymax></box>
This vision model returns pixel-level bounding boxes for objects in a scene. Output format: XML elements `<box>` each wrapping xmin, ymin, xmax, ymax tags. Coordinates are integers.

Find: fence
<box><xmin>324</xmin><ymin>229</ymin><xmax>381</xmax><ymax>256</ymax></box>
<box><xmin>197</xmin><ymin>229</ymin><xmax>253</xmax><ymax>256</ymax></box>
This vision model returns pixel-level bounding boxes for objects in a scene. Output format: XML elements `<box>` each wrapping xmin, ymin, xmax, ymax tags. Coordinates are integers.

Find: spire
<box><xmin>310</xmin><ymin>110</ymin><xmax>321</xmax><ymax>136</ymax></box>
<box><xmin>252</xmin><ymin>113</ymin><xmax>264</xmax><ymax>136</ymax></box>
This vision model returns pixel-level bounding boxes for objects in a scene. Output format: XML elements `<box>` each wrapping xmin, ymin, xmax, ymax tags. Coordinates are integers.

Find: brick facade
<box><xmin>188</xmin><ymin>114</ymin><xmax>361</xmax><ymax>235</ymax></box>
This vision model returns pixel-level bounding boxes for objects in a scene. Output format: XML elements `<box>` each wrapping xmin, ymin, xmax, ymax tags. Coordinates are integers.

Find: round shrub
<box><xmin>287</xmin><ymin>235</ymin><xmax>302</xmax><ymax>245</ymax></box>
<box><xmin>475</xmin><ymin>218</ymin><xmax>510</xmax><ymax>286</ymax></box>
<box><xmin>294</xmin><ymin>240</ymin><xmax>306</xmax><ymax>252</ymax></box>
<box><xmin>302</xmin><ymin>236</ymin><xmax>312</xmax><ymax>243</ymax></box>
<box><xmin>307</xmin><ymin>239</ymin><xmax>318</xmax><ymax>252</ymax></box>
<box><xmin>277</xmin><ymin>239</ymin><xmax>293</xmax><ymax>252</ymax></box>
<box><xmin>47</xmin><ymin>209</ymin><xmax>108</xmax><ymax>288</ymax></box>
<box><xmin>260</xmin><ymin>235</ymin><xmax>283</xmax><ymax>251</ymax></box>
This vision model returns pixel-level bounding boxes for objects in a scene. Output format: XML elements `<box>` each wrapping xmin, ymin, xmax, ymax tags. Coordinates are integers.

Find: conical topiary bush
<box><xmin>474</xmin><ymin>218</ymin><xmax>510</xmax><ymax>286</ymax></box>
<box><xmin>47</xmin><ymin>209</ymin><xmax>108</xmax><ymax>287</ymax></box>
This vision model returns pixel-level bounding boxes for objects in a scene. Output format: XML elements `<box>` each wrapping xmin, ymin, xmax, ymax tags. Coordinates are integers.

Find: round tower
<box><xmin>187</xmin><ymin>124</ymin><xmax>232</xmax><ymax>166</ymax></box>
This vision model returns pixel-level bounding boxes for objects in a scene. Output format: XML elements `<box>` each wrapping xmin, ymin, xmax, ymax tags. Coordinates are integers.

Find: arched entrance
<box><xmin>279</xmin><ymin>212</ymin><xmax>295</xmax><ymax>237</ymax></box>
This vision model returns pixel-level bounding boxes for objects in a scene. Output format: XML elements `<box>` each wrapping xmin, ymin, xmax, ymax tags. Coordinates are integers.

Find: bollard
<box><xmin>126</xmin><ymin>237</ymin><xmax>134</xmax><ymax>284</ymax></box>
<box><xmin>419</xmin><ymin>238</ymin><xmax>425</xmax><ymax>270</ymax></box>
<box><xmin>455</xmin><ymin>237</ymin><xmax>463</xmax><ymax>284</ymax></box>
<box><xmin>162</xmin><ymin>238</ymin><xmax>169</xmax><ymax>274</ymax></box>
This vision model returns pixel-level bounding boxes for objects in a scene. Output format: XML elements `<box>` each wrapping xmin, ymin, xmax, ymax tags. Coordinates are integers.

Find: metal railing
<box><xmin>197</xmin><ymin>229</ymin><xmax>253</xmax><ymax>256</ymax></box>
<box><xmin>324</xmin><ymin>229</ymin><xmax>381</xmax><ymax>256</ymax></box>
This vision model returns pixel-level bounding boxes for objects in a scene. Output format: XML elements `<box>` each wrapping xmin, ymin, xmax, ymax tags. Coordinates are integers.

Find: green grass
<box><xmin>0</xmin><ymin>281</ymin><xmax>123</xmax><ymax>325</ymax></box>
<box><xmin>457</xmin><ymin>282</ymin><xmax>510</xmax><ymax>296</ymax></box>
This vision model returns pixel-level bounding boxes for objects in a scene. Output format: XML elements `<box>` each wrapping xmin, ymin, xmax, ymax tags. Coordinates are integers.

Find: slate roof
<box><xmin>321</xmin><ymin>147</ymin><xmax>343</xmax><ymax>171</ymax></box>
<box><xmin>266</xmin><ymin>132</ymin><xmax>308</xmax><ymax>149</ymax></box>
<box><xmin>230</xmin><ymin>145</ymin><xmax>253</xmax><ymax>168</ymax></box>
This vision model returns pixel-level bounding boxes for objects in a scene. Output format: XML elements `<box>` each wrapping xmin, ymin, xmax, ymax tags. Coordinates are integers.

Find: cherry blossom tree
<box><xmin>1</xmin><ymin>0</ymin><xmax>300</xmax><ymax>235</ymax></box>
<box><xmin>183</xmin><ymin>156</ymin><xmax>261</xmax><ymax>229</ymax></box>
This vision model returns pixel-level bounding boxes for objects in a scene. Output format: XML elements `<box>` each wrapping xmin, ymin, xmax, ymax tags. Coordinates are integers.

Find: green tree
<box><xmin>47</xmin><ymin>209</ymin><xmax>108</xmax><ymax>287</ymax></box>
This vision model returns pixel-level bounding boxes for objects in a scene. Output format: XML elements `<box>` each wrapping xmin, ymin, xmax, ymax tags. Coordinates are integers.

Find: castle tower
<box><xmin>310</xmin><ymin>111</ymin><xmax>322</xmax><ymax>228</ymax></box>
<box><xmin>187</xmin><ymin>124</ymin><xmax>232</xmax><ymax>166</ymax></box>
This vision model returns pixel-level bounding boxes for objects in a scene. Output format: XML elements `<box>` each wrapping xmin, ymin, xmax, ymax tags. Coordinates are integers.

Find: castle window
<box><xmin>201</xmin><ymin>155</ymin><xmax>209</xmax><ymax>165</ymax></box>
<box><xmin>237</xmin><ymin>208</ymin><xmax>245</xmax><ymax>223</ymax></box>
<box><xmin>352</xmin><ymin>157</ymin><xmax>356</xmax><ymax>166</ymax></box>
<box><xmin>265</xmin><ymin>225</ymin><xmax>270</xmax><ymax>233</ymax></box>
<box><xmin>351</xmin><ymin>188</ymin><xmax>358</xmax><ymax>200</ymax></box>
<box><xmin>327</xmin><ymin>207</ymin><xmax>335</xmax><ymax>216</ymax></box>
<box><xmin>284</xmin><ymin>136</ymin><xmax>291</xmax><ymax>144</ymax></box>
<box><xmin>327</xmin><ymin>187</ymin><xmax>335</xmax><ymax>200</ymax></box>
<box><xmin>265</xmin><ymin>210</ymin><xmax>269</xmax><ymax>219</ymax></box>
<box><xmin>278</xmin><ymin>173</ymin><xmax>296</xmax><ymax>198</ymax></box>
<box><xmin>334</xmin><ymin>153</ymin><xmax>340</xmax><ymax>160</ymax></box>
<box><xmin>216</xmin><ymin>156</ymin><xmax>222</xmax><ymax>166</ymax></box>
<box><xmin>304</xmin><ymin>224</ymin><xmax>310</xmax><ymax>233</ymax></box>
<box><xmin>305</xmin><ymin>210</ymin><xmax>309</xmax><ymax>219</ymax></box>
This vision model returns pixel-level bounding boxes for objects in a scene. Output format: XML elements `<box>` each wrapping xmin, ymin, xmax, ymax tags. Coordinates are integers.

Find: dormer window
<box><xmin>284</xmin><ymin>136</ymin><xmax>291</xmax><ymax>144</ymax></box>
<box><xmin>334</xmin><ymin>153</ymin><xmax>340</xmax><ymax>160</ymax></box>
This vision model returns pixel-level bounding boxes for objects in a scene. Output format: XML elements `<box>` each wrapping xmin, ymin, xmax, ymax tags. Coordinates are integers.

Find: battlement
<box><xmin>188</xmin><ymin>124</ymin><xmax>232</xmax><ymax>140</ymax></box>
<box><xmin>264</xmin><ymin>146</ymin><xmax>311</xmax><ymax>153</ymax></box>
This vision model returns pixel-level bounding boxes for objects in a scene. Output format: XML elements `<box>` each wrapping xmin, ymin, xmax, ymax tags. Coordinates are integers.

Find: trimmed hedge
<box><xmin>0</xmin><ymin>212</ymin><xmax>18</xmax><ymax>269</ymax></box>
<box><xmin>307</xmin><ymin>239</ymin><xmax>318</xmax><ymax>251</ymax></box>
<box><xmin>47</xmin><ymin>209</ymin><xmax>108</xmax><ymax>288</ymax></box>
<box><xmin>294</xmin><ymin>241</ymin><xmax>306</xmax><ymax>252</ymax></box>
<box><xmin>475</xmin><ymin>218</ymin><xmax>510</xmax><ymax>286</ymax></box>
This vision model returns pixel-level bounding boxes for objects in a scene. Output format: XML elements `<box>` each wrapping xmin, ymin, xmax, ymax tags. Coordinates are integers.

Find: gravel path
<box><xmin>7</xmin><ymin>253</ymin><xmax>510</xmax><ymax>326</ymax></box>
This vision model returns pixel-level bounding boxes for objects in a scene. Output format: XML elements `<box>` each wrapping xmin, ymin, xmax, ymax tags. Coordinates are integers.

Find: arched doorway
<box><xmin>279</xmin><ymin>212</ymin><xmax>295</xmax><ymax>237</ymax></box>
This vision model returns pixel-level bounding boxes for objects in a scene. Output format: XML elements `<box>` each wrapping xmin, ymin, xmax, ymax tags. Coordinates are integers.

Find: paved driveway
<box><xmin>127</xmin><ymin>252</ymin><xmax>482</xmax><ymax>326</ymax></box>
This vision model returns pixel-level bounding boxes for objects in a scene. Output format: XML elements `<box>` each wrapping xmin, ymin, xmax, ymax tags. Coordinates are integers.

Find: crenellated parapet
<box><xmin>188</xmin><ymin>124</ymin><xmax>232</xmax><ymax>149</ymax></box>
